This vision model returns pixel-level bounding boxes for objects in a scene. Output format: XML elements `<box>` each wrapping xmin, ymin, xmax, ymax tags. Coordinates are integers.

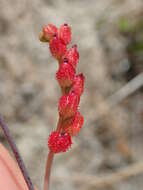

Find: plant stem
<box><xmin>44</xmin><ymin>151</ymin><xmax>54</xmax><ymax>190</ymax></box>
<box><xmin>0</xmin><ymin>114</ymin><xmax>35</xmax><ymax>190</ymax></box>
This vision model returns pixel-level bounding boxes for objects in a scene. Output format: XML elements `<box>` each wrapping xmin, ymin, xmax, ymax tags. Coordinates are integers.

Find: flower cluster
<box><xmin>40</xmin><ymin>23</ymin><xmax>85</xmax><ymax>153</ymax></box>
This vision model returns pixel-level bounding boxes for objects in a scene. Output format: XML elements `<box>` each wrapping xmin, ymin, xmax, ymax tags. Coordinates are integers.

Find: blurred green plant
<box><xmin>119</xmin><ymin>18</ymin><xmax>132</xmax><ymax>33</ymax></box>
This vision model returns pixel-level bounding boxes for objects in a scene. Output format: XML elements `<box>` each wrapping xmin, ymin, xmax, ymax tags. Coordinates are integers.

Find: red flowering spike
<box><xmin>65</xmin><ymin>111</ymin><xmax>84</xmax><ymax>136</ymax></box>
<box><xmin>42</xmin><ymin>24</ymin><xmax>58</xmax><ymax>41</ymax></box>
<box><xmin>64</xmin><ymin>45</ymin><xmax>79</xmax><ymax>69</ymax></box>
<box><xmin>58</xmin><ymin>92</ymin><xmax>79</xmax><ymax>119</ymax></box>
<box><xmin>49</xmin><ymin>36</ymin><xmax>67</xmax><ymax>60</ymax></box>
<box><xmin>56</xmin><ymin>60</ymin><xmax>75</xmax><ymax>88</ymax></box>
<box><xmin>48</xmin><ymin>131</ymin><xmax>72</xmax><ymax>153</ymax></box>
<box><xmin>72</xmin><ymin>73</ymin><xmax>85</xmax><ymax>96</ymax></box>
<box><xmin>59</xmin><ymin>23</ymin><xmax>71</xmax><ymax>45</ymax></box>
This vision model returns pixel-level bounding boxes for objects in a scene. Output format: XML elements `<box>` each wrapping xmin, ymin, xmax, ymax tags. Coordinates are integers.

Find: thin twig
<box><xmin>0</xmin><ymin>114</ymin><xmax>35</xmax><ymax>190</ymax></box>
<box><xmin>92</xmin><ymin>72</ymin><xmax>143</xmax><ymax>121</ymax></box>
<box><xmin>108</xmin><ymin>72</ymin><xmax>143</xmax><ymax>107</ymax></box>
<box><xmin>54</xmin><ymin>161</ymin><xmax>143</xmax><ymax>188</ymax></box>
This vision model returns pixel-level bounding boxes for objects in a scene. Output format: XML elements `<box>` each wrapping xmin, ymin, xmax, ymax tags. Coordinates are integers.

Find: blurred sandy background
<box><xmin>0</xmin><ymin>0</ymin><xmax>143</xmax><ymax>189</ymax></box>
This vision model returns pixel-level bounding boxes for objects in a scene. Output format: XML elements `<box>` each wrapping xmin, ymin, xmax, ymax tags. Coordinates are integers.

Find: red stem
<box><xmin>43</xmin><ymin>117</ymin><xmax>63</xmax><ymax>190</ymax></box>
<box><xmin>43</xmin><ymin>151</ymin><xmax>54</xmax><ymax>190</ymax></box>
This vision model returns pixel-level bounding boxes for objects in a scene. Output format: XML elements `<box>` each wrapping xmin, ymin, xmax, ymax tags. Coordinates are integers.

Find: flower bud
<box><xmin>72</xmin><ymin>73</ymin><xmax>85</xmax><ymax>96</ymax></box>
<box><xmin>56</xmin><ymin>60</ymin><xmax>75</xmax><ymax>88</ymax></box>
<box><xmin>49</xmin><ymin>36</ymin><xmax>67</xmax><ymax>60</ymax></box>
<box><xmin>65</xmin><ymin>111</ymin><xmax>84</xmax><ymax>136</ymax></box>
<box><xmin>58</xmin><ymin>92</ymin><xmax>79</xmax><ymax>119</ymax></box>
<box><xmin>59</xmin><ymin>24</ymin><xmax>71</xmax><ymax>45</ymax></box>
<box><xmin>64</xmin><ymin>45</ymin><xmax>79</xmax><ymax>69</ymax></box>
<box><xmin>48</xmin><ymin>131</ymin><xmax>72</xmax><ymax>153</ymax></box>
<box><xmin>42</xmin><ymin>24</ymin><xmax>58</xmax><ymax>42</ymax></box>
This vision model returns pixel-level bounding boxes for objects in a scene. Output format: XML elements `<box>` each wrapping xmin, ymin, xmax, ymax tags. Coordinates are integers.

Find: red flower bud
<box><xmin>58</xmin><ymin>92</ymin><xmax>79</xmax><ymax>119</ymax></box>
<box><xmin>43</xmin><ymin>24</ymin><xmax>58</xmax><ymax>41</ymax></box>
<box><xmin>48</xmin><ymin>131</ymin><xmax>72</xmax><ymax>153</ymax></box>
<box><xmin>49</xmin><ymin>36</ymin><xmax>67</xmax><ymax>59</ymax></box>
<box><xmin>59</xmin><ymin>24</ymin><xmax>71</xmax><ymax>45</ymax></box>
<box><xmin>64</xmin><ymin>45</ymin><xmax>79</xmax><ymax>69</ymax></box>
<box><xmin>65</xmin><ymin>111</ymin><xmax>84</xmax><ymax>136</ymax></box>
<box><xmin>72</xmin><ymin>73</ymin><xmax>85</xmax><ymax>96</ymax></box>
<box><xmin>56</xmin><ymin>60</ymin><xmax>75</xmax><ymax>88</ymax></box>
